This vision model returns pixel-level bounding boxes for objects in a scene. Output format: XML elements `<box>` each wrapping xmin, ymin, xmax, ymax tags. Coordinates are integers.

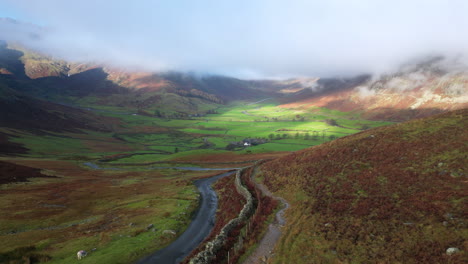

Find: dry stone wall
<box><xmin>189</xmin><ymin>168</ymin><xmax>256</xmax><ymax>264</ymax></box>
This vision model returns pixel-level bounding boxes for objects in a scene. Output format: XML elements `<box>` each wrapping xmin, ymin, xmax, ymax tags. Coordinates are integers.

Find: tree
<box><xmin>174</xmin><ymin>147</ymin><xmax>179</xmax><ymax>153</ymax></box>
<box><xmin>268</xmin><ymin>133</ymin><xmax>275</xmax><ymax>140</ymax></box>
<box><xmin>276</xmin><ymin>134</ymin><xmax>282</xmax><ymax>140</ymax></box>
<box><xmin>295</xmin><ymin>132</ymin><xmax>300</xmax><ymax>139</ymax></box>
<box><xmin>282</xmin><ymin>133</ymin><xmax>288</xmax><ymax>139</ymax></box>
<box><xmin>325</xmin><ymin>119</ymin><xmax>338</xmax><ymax>126</ymax></box>
<box><xmin>329</xmin><ymin>135</ymin><xmax>337</xmax><ymax>140</ymax></box>
<box><xmin>304</xmin><ymin>132</ymin><xmax>310</xmax><ymax>140</ymax></box>
<box><xmin>225</xmin><ymin>143</ymin><xmax>237</xmax><ymax>151</ymax></box>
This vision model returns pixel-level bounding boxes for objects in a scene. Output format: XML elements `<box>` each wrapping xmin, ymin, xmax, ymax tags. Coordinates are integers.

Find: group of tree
<box><xmin>268</xmin><ymin>133</ymin><xmax>288</xmax><ymax>140</ymax></box>
<box><xmin>173</xmin><ymin>88</ymin><xmax>224</xmax><ymax>104</ymax></box>
<box><xmin>254</xmin><ymin>116</ymin><xmax>306</xmax><ymax>122</ymax></box>
<box><xmin>325</xmin><ymin>118</ymin><xmax>338</xmax><ymax>126</ymax></box>
<box><xmin>291</xmin><ymin>131</ymin><xmax>338</xmax><ymax>141</ymax></box>
<box><xmin>153</xmin><ymin>110</ymin><xmax>188</xmax><ymax>119</ymax></box>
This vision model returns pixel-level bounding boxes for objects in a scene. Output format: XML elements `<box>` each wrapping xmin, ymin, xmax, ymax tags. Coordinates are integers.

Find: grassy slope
<box><xmin>0</xmin><ymin>100</ymin><xmax>394</xmax><ymax>263</ymax></box>
<box><xmin>0</xmin><ymin>159</ymin><xmax>222</xmax><ymax>264</ymax></box>
<box><xmin>260</xmin><ymin>108</ymin><xmax>467</xmax><ymax>264</ymax></box>
<box><xmin>5</xmin><ymin>100</ymin><xmax>390</xmax><ymax>163</ymax></box>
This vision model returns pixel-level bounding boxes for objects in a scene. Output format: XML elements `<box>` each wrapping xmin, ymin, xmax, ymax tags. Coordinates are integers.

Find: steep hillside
<box><xmin>0</xmin><ymin>43</ymin><xmax>286</xmax><ymax>117</ymax></box>
<box><xmin>259</xmin><ymin>109</ymin><xmax>467</xmax><ymax>263</ymax></box>
<box><xmin>280</xmin><ymin>58</ymin><xmax>468</xmax><ymax>121</ymax></box>
<box><xmin>0</xmin><ymin>79</ymin><xmax>120</xmax><ymax>156</ymax></box>
<box><xmin>0</xmin><ymin>88</ymin><xmax>117</xmax><ymax>134</ymax></box>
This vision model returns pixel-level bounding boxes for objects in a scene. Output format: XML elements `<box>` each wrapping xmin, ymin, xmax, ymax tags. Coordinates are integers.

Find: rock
<box><xmin>260</xmin><ymin>255</ymin><xmax>267</xmax><ymax>262</ymax></box>
<box><xmin>129</xmin><ymin>222</ymin><xmax>136</xmax><ymax>227</ymax></box>
<box><xmin>446</xmin><ymin>247</ymin><xmax>460</xmax><ymax>255</ymax></box>
<box><xmin>146</xmin><ymin>224</ymin><xmax>154</xmax><ymax>230</ymax></box>
<box><xmin>163</xmin><ymin>229</ymin><xmax>176</xmax><ymax>236</ymax></box>
<box><xmin>21</xmin><ymin>256</ymin><xmax>31</xmax><ymax>264</ymax></box>
<box><xmin>444</xmin><ymin>213</ymin><xmax>454</xmax><ymax>220</ymax></box>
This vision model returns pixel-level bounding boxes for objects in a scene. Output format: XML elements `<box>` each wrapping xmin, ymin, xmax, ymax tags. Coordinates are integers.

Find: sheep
<box><xmin>77</xmin><ymin>250</ymin><xmax>87</xmax><ymax>260</ymax></box>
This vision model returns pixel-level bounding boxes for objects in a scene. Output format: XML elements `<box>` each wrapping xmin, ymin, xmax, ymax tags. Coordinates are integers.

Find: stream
<box><xmin>136</xmin><ymin>171</ymin><xmax>235</xmax><ymax>264</ymax></box>
<box><xmin>83</xmin><ymin>162</ymin><xmax>240</xmax><ymax>171</ymax></box>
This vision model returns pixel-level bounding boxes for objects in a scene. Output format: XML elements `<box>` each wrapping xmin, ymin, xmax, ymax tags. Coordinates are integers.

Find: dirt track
<box><xmin>242</xmin><ymin>171</ymin><xmax>289</xmax><ymax>264</ymax></box>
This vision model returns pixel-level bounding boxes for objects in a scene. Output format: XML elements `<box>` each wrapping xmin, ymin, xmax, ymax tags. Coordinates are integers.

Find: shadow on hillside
<box><xmin>0</xmin><ymin>41</ymin><xmax>28</xmax><ymax>79</ymax></box>
<box><xmin>278</xmin><ymin>74</ymin><xmax>371</xmax><ymax>104</ymax></box>
<box><xmin>0</xmin><ymin>48</ymin><xmax>126</xmax><ymax>140</ymax></box>
<box><xmin>322</xmin><ymin>97</ymin><xmax>447</xmax><ymax>121</ymax></box>
<box><xmin>142</xmin><ymin>72</ymin><xmax>267</xmax><ymax>101</ymax></box>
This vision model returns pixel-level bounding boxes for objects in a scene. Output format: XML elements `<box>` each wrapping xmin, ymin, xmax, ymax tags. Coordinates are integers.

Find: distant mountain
<box><xmin>1</xmin><ymin>39</ymin><xmax>466</xmax><ymax>125</ymax></box>
<box><xmin>259</xmin><ymin>108</ymin><xmax>467</xmax><ymax>263</ymax></box>
<box><xmin>279</xmin><ymin>57</ymin><xmax>468</xmax><ymax>121</ymax></box>
<box><xmin>0</xmin><ymin>42</ymin><xmax>287</xmax><ymax>109</ymax></box>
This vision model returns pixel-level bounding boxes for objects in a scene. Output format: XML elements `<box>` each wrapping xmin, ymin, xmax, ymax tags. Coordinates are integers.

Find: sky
<box><xmin>1</xmin><ymin>0</ymin><xmax>467</xmax><ymax>79</ymax></box>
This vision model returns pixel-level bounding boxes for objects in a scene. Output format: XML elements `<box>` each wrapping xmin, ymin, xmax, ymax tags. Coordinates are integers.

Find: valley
<box><xmin>0</xmin><ymin>42</ymin><xmax>466</xmax><ymax>264</ymax></box>
<box><xmin>1</xmin><ymin>95</ymin><xmax>388</xmax><ymax>263</ymax></box>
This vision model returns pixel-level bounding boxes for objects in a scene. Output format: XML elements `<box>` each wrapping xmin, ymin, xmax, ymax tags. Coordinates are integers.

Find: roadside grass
<box><xmin>0</xmin><ymin>159</ymin><xmax>216</xmax><ymax>264</ymax></box>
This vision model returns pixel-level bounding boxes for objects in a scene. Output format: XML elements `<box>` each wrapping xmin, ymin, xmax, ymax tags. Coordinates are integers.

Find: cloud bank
<box><xmin>1</xmin><ymin>0</ymin><xmax>468</xmax><ymax>78</ymax></box>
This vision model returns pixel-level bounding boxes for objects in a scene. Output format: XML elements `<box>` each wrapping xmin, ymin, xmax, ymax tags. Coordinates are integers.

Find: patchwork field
<box><xmin>0</xmin><ymin>99</ymin><xmax>394</xmax><ymax>263</ymax></box>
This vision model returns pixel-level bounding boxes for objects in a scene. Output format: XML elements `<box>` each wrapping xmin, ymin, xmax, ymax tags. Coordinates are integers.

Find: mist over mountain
<box><xmin>1</xmin><ymin>0</ymin><xmax>468</xmax><ymax>79</ymax></box>
<box><xmin>0</xmin><ymin>2</ymin><xmax>467</xmax><ymax>263</ymax></box>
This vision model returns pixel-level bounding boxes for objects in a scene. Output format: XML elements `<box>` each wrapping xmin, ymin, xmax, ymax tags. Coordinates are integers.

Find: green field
<box><xmin>5</xmin><ymin>100</ymin><xmax>393</xmax><ymax>163</ymax></box>
<box><xmin>0</xmin><ymin>99</ymin><xmax>394</xmax><ymax>263</ymax></box>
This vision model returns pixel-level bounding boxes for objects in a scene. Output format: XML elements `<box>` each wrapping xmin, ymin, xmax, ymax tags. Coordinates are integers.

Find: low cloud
<box><xmin>1</xmin><ymin>0</ymin><xmax>468</xmax><ymax>78</ymax></box>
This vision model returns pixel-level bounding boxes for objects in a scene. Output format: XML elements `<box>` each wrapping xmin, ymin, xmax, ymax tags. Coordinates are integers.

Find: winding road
<box><xmin>136</xmin><ymin>171</ymin><xmax>235</xmax><ymax>264</ymax></box>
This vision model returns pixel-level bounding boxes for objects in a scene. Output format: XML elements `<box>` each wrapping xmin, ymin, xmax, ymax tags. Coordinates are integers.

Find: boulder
<box><xmin>163</xmin><ymin>230</ymin><xmax>177</xmax><ymax>236</ymax></box>
<box><xmin>446</xmin><ymin>247</ymin><xmax>460</xmax><ymax>255</ymax></box>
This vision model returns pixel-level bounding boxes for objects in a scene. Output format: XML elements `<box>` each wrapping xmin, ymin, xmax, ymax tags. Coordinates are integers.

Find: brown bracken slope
<box><xmin>260</xmin><ymin>108</ymin><xmax>467</xmax><ymax>264</ymax></box>
<box><xmin>0</xmin><ymin>161</ymin><xmax>56</xmax><ymax>185</ymax></box>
